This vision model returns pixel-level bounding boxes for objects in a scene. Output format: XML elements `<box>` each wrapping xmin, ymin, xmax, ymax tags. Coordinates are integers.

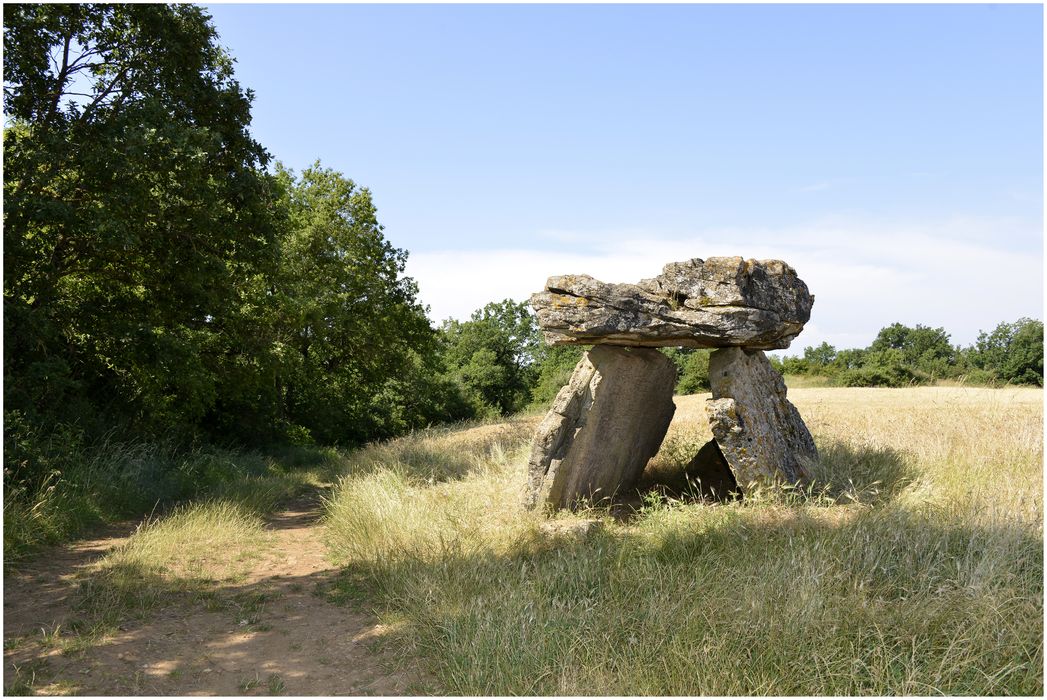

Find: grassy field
<box><xmin>323</xmin><ymin>386</ymin><xmax>1043</xmax><ymax>695</ymax></box>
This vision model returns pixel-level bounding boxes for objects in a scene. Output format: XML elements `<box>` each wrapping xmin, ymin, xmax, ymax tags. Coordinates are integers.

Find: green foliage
<box><xmin>440</xmin><ymin>300</ymin><xmax>542</xmax><ymax>415</ymax></box>
<box><xmin>835</xmin><ymin>364</ymin><xmax>916</xmax><ymax>388</ymax></box>
<box><xmin>4</xmin><ymin>4</ymin><xmax>278</xmax><ymax>434</ymax></box>
<box><xmin>2</xmin><ymin>5</ymin><xmax>462</xmax><ymax>558</ymax></box>
<box><xmin>3</xmin><ymin>5</ymin><xmax>450</xmax><ymax>447</ymax></box>
<box><xmin>777</xmin><ymin>320</ymin><xmax>1043</xmax><ymax>387</ymax></box>
<box><xmin>803</xmin><ymin>341</ymin><xmax>838</xmax><ymax>367</ymax></box>
<box><xmin>252</xmin><ymin>163</ymin><xmax>441</xmax><ymax>444</ymax></box>
<box><xmin>662</xmin><ymin>347</ymin><xmax>711</xmax><ymax>394</ymax></box>
<box><xmin>529</xmin><ymin>345</ymin><xmax>586</xmax><ymax>407</ymax></box>
<box><xmin>869</xmin><ymin>323</ymin><xmax>955</xmax><ymax>379</ymax></box>
<box><xmin>968</xmin><ymin>318</ymin><xmax>1044</xmax><ymax>386</ymax></box>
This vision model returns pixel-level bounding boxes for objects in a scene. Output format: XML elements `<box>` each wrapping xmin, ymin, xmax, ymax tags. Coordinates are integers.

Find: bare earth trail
<box><xmin>4</xmin><ymin>494</ymin><xmax>425</xmax><ymax>695</ymax></box>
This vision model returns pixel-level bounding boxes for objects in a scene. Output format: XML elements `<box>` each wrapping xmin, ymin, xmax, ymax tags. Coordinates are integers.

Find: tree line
<box><xmin>771</xmin><ymin>319</ymin><xmax>1043</xmax><ymax>387</ymax></box>
<box><xmin>3</xmin><ymin>7</ymin><xmax>587</xmax><ymax>483</ymax></box>
<box><xmin>5</xmin><ymin>6</ymin><xmax>428</xmax><ymax>451</ymax></box>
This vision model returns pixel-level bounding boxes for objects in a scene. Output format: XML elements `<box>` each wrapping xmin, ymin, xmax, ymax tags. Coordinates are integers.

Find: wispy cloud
<box><xmin>405</xmin><ymin>217</ymin><xmax>1043</xmax><ymax>352</ymax></box>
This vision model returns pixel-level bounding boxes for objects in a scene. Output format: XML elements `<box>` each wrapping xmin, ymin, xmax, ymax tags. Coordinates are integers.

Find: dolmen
<box><xmin>524</xmin><ymin>256</ymin><xmax>819</xmax><ymax>510</ymax></box>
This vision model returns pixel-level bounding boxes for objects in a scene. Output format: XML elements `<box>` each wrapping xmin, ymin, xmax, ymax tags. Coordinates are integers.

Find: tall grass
<box><xmin>75</xmin><ymin>501</ymin><xmax>271</xmax><ymax>627</ymax></box>
<box><xmin>58</xmin><ymin>443</ymin><xmax>345</xmax><ymax>643</ymax></box>
<box><xmin>323</xmin><ymin>387</ymin><xmax>1043</xmax><ymax>695</ymax></box>
<box><xmin>3</xmin><ymin>422</ymin><xmax>342</xmax><ymax>564</ymax></box>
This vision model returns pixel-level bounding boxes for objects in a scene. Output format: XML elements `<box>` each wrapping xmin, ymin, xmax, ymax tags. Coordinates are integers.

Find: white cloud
<box><xmin>405</xmin><ymin>218</ymin><xmax>1043</xmax><ymax>351</ymax></box>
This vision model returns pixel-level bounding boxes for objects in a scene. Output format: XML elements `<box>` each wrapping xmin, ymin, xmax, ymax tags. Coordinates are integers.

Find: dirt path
<box><xmin>4</xmin><ymin>495</ymin><xmax>426</xmax><ymax>695</ymax></box>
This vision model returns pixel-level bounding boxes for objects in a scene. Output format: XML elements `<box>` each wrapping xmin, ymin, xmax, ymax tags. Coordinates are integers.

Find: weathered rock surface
<box><xmin>638</xmin><ymin>439</ymin><xmax>739</xmax><ymax>501</ymax></box>
<box><xmin>530</xmin><ymin>257</ymin><xmax>814</xmax><ymax>350</ymax></box>
<box><xmin>681</xmin><ymin>439</ymin><xmax>740</xmax><ymax>500</ymax></box>
<box><xmin>706</xmin><ymin>347</ymin><xmax>817</xmax><ymax>486</ymax></box>
<box><xmin>525</xmin><ymin>346</ymin><xmax>677</xmax><ymax>510</ymax></box>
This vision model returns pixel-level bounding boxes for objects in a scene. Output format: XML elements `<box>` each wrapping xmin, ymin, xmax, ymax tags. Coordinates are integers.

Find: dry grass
<box><xmin>323</xmin><ymin>387</ymin><xmax>1043</xmax><ymax>695</ymax></box>
<box><xmin>43</xmin><ymin>451</ymin><xmax>344</xmax><ymax>655</ymax></box>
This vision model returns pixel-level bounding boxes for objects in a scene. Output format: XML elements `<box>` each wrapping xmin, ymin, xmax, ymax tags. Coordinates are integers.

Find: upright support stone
<box><xmin>525</xmin><ymin>346</ymin><xmax>677</xmax><ymax>510</ymax></box>
<box><xmin>706</xmin><ymin>347</ymin><xmax>817</xmax><ymax>486</ymax></box>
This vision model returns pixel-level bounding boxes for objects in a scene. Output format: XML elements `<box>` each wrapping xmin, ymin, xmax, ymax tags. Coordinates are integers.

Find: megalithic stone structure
<box><xmin>524</xmin><ymin>346</ymin><xmax>677</xmax><ymax>510</ymax></box>
<box><xmin>706</xmin><ymin>347</ymin><xmax>817</xmax><ymax>486</ymax></box>
<box><xmin>525</xmin><ymin>256</ymin><xmax>819</xmax><ymax>511</ymax></box>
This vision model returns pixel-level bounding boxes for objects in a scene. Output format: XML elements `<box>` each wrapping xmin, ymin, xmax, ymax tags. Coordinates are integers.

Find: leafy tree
<box><xmin>4</xmin><ymin>4</ymin><xmax>278</xmax><ymax>433</ymax></box>
<box><xmin>260</xmin><ymin>164</ymin><xmax>439</xmax><ymax>443</ymax></box>
<box><xmin>803</xmin><ymin>342</ymin><xmax>838</xmax><ymax>368</ymax></box>
<box><xmin>441</xmin><ymin>300</ymin><xmax>542</xmax><ymax>415</ymax></box>
<box><xmin>367</xmin><ymin>349</ymin><xmax>474</xmax><ymax>438</ymax></box>
<box><xmin>869</xmin><ymin>323</ymin><xmax>955</xmax><ymax>377</ymax></box>
<box><xmin>969</xmin><ymin>318</ymin><xmax>1044</xmax><ymax>386</ymax></box>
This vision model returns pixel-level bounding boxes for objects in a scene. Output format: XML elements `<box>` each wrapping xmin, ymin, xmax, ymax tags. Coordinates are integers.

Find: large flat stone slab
<box><xmin>706</xmin><ymin>347</ymin><xmax>817</xmax><ymax>486</ymax></box>
<box><xmin>530</xmin><ymin>257</ymin><xmax>814</xmax><ymax>350</ymax></box>
<box><xmin>525</xmin><ymin>346</ymin><xmax>677</xmax><ymax>510</ymax></box>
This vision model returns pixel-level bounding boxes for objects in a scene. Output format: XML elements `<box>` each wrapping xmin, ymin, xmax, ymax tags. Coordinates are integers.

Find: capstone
<box><xmin>531</xmin><ymin>257</ymin><xmax>813</xmax><ymax>350</ymax></box>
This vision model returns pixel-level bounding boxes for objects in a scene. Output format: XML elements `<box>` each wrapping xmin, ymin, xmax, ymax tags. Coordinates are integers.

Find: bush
<box><xmin>833</xmin><ymin>364</ymin><xmax>918</xmax><ymax>388</ymax></box>
<box><xmin>676</xmin><ymin>350</ymin><xmax>712</xmax><ymax>394</ymax></box>
<box><xmin>969</xmin><ymin>318</ymin><xmax>1044</xmax><ymax>386</ymax></box>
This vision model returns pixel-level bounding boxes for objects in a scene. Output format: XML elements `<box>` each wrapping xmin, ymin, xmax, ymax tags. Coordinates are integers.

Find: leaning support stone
<box><xmin>706</xmin><ymin>347</ymin><xmax>817</xmax><ymax>487</ymax></box>
<box><xmin>525</xmin><ymin>346</ymin><xmax>677</xmax><ymax>510</ymax></box>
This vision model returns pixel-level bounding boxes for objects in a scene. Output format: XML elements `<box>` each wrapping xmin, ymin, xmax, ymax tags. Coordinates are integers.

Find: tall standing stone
<box><xmin>525</xmin><ymin>346</ymin><xmax>677</xmax><ymax>510</ymax></box>
<box><xmin>706</xmin><ymin>347</ymin><xmax>817</xmax><ymax>486</ymax></box>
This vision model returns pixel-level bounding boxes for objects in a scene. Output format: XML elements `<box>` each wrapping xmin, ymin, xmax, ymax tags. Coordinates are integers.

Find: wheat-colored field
<box><xmin>324</xmin><ymin>386</ymin><xmax>1043</xmax><ymax>695</ymax></box>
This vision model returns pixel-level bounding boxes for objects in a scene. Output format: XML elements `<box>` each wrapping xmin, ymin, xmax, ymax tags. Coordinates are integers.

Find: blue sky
<box><xmin>205</xmin><ymin>3</ymin><xmax>1043</xmax><ymax>351</ymax></box>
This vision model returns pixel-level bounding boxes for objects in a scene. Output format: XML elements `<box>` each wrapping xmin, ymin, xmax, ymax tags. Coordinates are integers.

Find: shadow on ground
<box><xmin>327</xmin><ymin>434</ymin><xmax>1040</xmax><ymax>695</ymax></box>
<box><xmin>3</xmin><ymin>494</ymin><xmax>428</xmax><ymax>696</ymax></box>
<box><xmin>634</xmin><ymin>437</ymin><xmax>917</xmax><ymax>511</ymax></box>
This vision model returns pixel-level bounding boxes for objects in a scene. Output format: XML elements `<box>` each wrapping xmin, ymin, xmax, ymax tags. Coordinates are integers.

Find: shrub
<box><xmin>834</xmin><ymin>365</ymin><xmax>917</xmax><ymax>388</ymax></box>
<box><xmin>676</xmin><ymin>350</ymin><xmax>712</xmax><ymax>394</ymax></box>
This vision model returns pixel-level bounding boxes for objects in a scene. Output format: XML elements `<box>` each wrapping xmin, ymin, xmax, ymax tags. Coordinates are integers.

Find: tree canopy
<box><xmin>4</xmin><ymin>4</ymin><xmax>278</xmax><ymax>432</ymax></box>
<box><xmin>3</xmin><ymin>5</ymin><xmax>452</xmax><ymax>449</ymax></box>
<box><xmin>440</xmin><ymin>300</ymin><xmax>542</xmax><ymax>415</ymax></box>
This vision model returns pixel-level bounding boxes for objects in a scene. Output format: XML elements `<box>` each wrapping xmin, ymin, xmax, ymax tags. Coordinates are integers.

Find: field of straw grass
<box><xmin>323</xmin><ymin>386</ymin><xmax>1043</xmax><ymax>695</ymax></box>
